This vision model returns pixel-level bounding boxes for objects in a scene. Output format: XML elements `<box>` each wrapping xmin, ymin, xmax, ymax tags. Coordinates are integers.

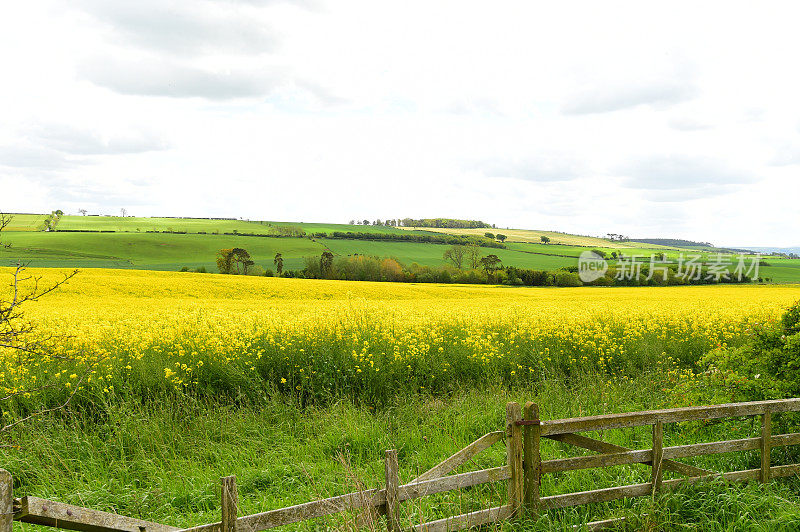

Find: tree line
<box><xmin>348</xmin><ymin>218</ymin><xmax>493</xmax><ymax>229</ymax></box>
<box><xmin>213</xmin><ymin>245</ymin><xmax>760</xmax><ymax>287</ymax></box>
<box><xmin>328</xmin><ymin>231</ymin><xmax>505</xmax><ymax>248</ymax></box>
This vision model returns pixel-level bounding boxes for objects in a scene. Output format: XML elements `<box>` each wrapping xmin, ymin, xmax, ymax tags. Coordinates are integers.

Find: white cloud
<box><xmin>1</xmin><ymin>0</ymin><xmax>800</xmax><ymax>246</ymax></box>
<box><xmin>76</xmin><ymin>0</ymin><xmax>278</xmax><ymax>56</ymax></box>
<box><xmin>562</xmin><ymin>82</ymin><xmax>697</xmax><ymax>115</ymax></box>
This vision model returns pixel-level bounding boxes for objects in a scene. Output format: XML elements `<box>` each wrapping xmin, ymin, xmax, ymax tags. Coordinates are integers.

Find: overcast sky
<box><xmin>1</xmin><ymin>1</ymin><xmax>799</xmax><ymax>246</ymax></box>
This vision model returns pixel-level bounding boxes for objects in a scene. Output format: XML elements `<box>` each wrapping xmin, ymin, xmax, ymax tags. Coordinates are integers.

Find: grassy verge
<box><xmin>5</xmin><ymin>374</ymin><xmax>800</xmax><ymax>531</ymax></box>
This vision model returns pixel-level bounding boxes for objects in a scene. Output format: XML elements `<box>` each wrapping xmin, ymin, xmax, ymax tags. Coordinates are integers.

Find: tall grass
<box><xmin>4</xmin><ymin>378</ymin><xmax>800</xmax><ymax>531</ymax></box>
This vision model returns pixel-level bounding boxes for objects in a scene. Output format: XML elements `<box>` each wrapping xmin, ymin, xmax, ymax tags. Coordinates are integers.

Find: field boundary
<box><xmin>5</xmin><ymin>398</ymin><xmax>800</xmax><ymax>531</ymax></box>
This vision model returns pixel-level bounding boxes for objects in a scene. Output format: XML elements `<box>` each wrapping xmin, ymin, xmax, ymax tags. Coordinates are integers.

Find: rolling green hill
<box><xmin>1</xmin><ymin>213</ymin><xmax>798</xmax><ymax>282</ymax></box>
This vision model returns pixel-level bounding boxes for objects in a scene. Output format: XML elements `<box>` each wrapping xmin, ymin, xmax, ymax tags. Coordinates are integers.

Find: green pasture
<box><xmin>319</xmin><ymin>238</ymin><xmax>577</xmax><ymax>270</ymax></box>
<box><xmin>56</xmin><ymin>216</ymin><xmax>418</xmax><ymax>236</ymax></box>
<box><xmin>0</xmin><ymin>232</ymin><xmax>324</xmax><ymax>271</ymax></box>
<box><xmin>1</xmin><ymin>213</ymin><xmax>49</xmax><ymax>231</ymax></box>
<box><xmin>1</xmin><ymin>214</ymin><xmax>798</xmax><ymax>280</ymax></box>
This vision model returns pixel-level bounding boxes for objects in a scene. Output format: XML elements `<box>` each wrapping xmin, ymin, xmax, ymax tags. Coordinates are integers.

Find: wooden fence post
<box><xmin>384</xmin><ymin>450</ymin><xmax>400</xmax><ymax>532</ymax></box>
<box><xmin>651</xmin><ymin>421</ymin><xmax>663</xmax><ymax>495</ymax></box>
<box><xmin>0</xmin><ymin>469</ymin><xmax>11</xmax><ymax>532</ymax></box>
<box><xmin>221</xmin><ymin>476</ymin><xmax>238</xmax><ymax>532</ymax></box>
<box><xmin>505</xmin><ymin>402</ymin><xmax>523</xmax><ymax>516</ymax></box>
<box><xmin>523</xmin><ymin>402</ymin><xmax>541</xmax><ymax>518</ymax></box>
<box><xmin>761</xmin><ymin>409</ymin><xmax>772</xmax><ymax>483</ymax></box>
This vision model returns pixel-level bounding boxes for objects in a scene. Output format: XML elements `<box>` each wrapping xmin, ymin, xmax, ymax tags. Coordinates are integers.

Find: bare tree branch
<box><xmin>0</xmin><ymin>211</ymin><xmax>86</xmax><ymax>434</ymax></box>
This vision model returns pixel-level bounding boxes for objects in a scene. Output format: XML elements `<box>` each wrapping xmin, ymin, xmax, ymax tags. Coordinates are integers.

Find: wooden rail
<box><xmin>4</xmin><ymin>397</ymin><xmax>800</xmax><ymax>532</ymax></box>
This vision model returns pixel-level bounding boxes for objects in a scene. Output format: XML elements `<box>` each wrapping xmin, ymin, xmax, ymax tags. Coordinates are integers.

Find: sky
<box><xmin>1</xmin><ymin>1</ymin><xmax>799</xmax><ymax>247</ymax></box>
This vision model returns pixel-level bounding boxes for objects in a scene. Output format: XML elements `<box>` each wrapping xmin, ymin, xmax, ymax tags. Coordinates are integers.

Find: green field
<box><xmin>56</xmin><ymin>215</ymin><xmax>419</xmax><ymax>236</ymax></box>
<box><xmin>320</xmin><ymin>238</ymin><xmax>577</xmax><ymax>270</ymax></box>
<box><xmin>1</xmin><ymin>213</ymin><xmax>49</xmax><ymax>231</ymax></box>
<box><xmin>0</xmin><ymin>231</ymin><xmax>577</xmax><ymax>272</ymax></box>
<box><xmin>2</xmin><ymin>214</ymin><xmax>799</xmax><ymax>282</ymax></box>
<box><xmin>0</xmin><ymin>232</ymin><xmax>322</xmax><ymax>271</ymax></box>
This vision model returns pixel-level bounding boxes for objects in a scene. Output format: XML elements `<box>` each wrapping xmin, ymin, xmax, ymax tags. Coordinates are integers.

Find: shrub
<box><xmin>689</xmin><ymin>300</ymin><xmax>800</xmax><ymax>401</ymax></box>
<box><xmin>553</xmin><ymin>271</ymin><xmax>582</xmax><ymax>287</ymax></box>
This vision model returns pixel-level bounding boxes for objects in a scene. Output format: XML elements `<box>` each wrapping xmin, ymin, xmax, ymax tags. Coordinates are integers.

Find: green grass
<box><xmin>1</xmin><ymin>214</ymin><xmax>49</xmax><ymax>231</ymax></box>
<box><xmin>0</xmin><ymin>232</ymin><xmax>324</xmax><ymax>271</ymax></box>
<box><xmin>56</xmin><ymin>216</ymin><xmax>419</xmax><ymax>236</ymax></box>
<box><xmin>5</xmin><ymin>379</ymin><xmax>800</xmax><ymax>531</ymax></box>
<box><xmin>320</xmin><ymin>238</ymin><xmax>577</xmax><ymax>270</ymax></box>
<box><xmin>761</xmin><ymin>259</ymin><xmax>800</xmax><ymax>283</ymax></box>
<box><xmin>57</xmin><ymin>215</ymin><xmax>278</xmax><ymax>234</ymax></box>
<box><xmin>0</xmin><ymin>230</ymin><xmax>576</xmax><ymax>272</ymax></box>
<box><xmin>3</xmin><ymin>214</ymin><xmax>799</xmax><ymax>282</ymax></box>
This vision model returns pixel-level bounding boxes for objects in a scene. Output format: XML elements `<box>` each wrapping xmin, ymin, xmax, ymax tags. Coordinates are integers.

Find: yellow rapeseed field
<box><xmin>2</xmin><ymin>268</ymin><xmax>800</xmax><ymax>406</ymax></box>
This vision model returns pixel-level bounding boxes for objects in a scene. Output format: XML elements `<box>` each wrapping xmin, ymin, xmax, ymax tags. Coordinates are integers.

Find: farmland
<box><xmin>2</xmin><ymin>216</ymin><xmax>800</xmax><ymax>529</ymax></box>
<box><xmin>2</xmin><ymin>269</ymin><xmax>800</xmax><ymax>528</ymax></box>
<box><xmin>2</xmin><ymin>214</ymin><xmax>799</xmax><ymax>283</ymax></box>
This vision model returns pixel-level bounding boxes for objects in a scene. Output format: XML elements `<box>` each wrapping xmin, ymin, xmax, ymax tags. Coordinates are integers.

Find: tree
<box><xmin>363</xmin><ymin>219</ymin><xmax>370</xmax><ymax>226</ymax></box>
<box><xmin>78</xmin><ymin>209</ymin><xmax>87</xmax><ymax>216</ymax></box>
<box><xmin>216</xmin><ymin>248</ymin><xmax>254</xmax><ymax>275</ymax></box>
<box><xmin>496</xmin><ymin>234</ymin><xmax>507</xmax><ymax>243</ymax></box>
<box><xmin>120</xmin><ymin>208</ymin><xmax>127</xmax><ymax>217</ymax></box>
<box><xmin>484</xmin><ymin>232</ymin><xmax>495</xmax><ymax>239</ymax></box>
<box><xmin>273</xmin><ymin>252</ymin><xmax>284</xmax><ymax>275</ymax></box>
<box><xmin>442</xmin><ymin>245</ymin><xmax>466</xmax><ymax>269</ymax></box>
<box><xmin>540</xmin><ymin>236</ymin><xmax>550</xmax><ymax>244</ymax></box>
<box><xmin>480</xmin><ymin>254</ymin><xmax>502</xmax><ymax>280</ymax></box>
<box><xmin>320</xmin><ymin>251</ymin><xmax>334</xmax><ymax>277</ymax></box>
<box><xmin>349</xmin><ymin>220</ymin><xmax>355</xmax><ymax>225</ymax></box>
<box><xmin>466</xmin><ymin>244</ymin><xmax>483</xmax><ymax>269</ymax></box>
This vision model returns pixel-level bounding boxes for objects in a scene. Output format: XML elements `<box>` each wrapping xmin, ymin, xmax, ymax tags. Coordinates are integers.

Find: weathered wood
<box><xmin>660</xmin><ymin>468</ymin><xmax>760</xmax><ymax>488</ymax></box>
<box><xmin>651</xmin><ymin>421</ymin><xmax>664</xmax><ymax>494</ymax></box>
<box><xmin>398</xmin><ymin>467</ymin><xmax>510</xmax><ymax>501</ymax></box>
<box><xmin>523</xmin><ymin>401</ymin><xmax>541</xmax><ymax>517</ymax></box>
<box><xmin>542</xmin><ymin>465</ymin><xmax>787</xmax><ymax>511</ymax></box>
<box><xmin>541</xmin><ymin>482</ymin><xmax>653</xmax><ymax>510</ymax></box>
<box><xmin>233</xmin><ymin>489</ymin><xmax>385</xmax><ymax>532</ymax></box>
<box><xmin>0</xmin><ymin>470</ymin><xmax>11</xmax><ymax>532</ymax></box>
<box><xmin>505</xmin><ymin>402</ymin><xmax>523</xmax><ymax>516</ymax></box>
<box><xmin>572</xmin><ymin>516</ymin><xmax>627</xmax><ymax>531</ymax></box>
<box><xmin>543</xmin><ymin>432</ymin><xmax>800</xmax><ymax>475</ymax></box>
<box><xmin>541</xmin><ymin>449</ymin><xmax>653</xmax><ymax>474</ymax></box>
<box><xmin>663</xmin><ymin>437</ymin><xmax>760</xmax><ymax>459</ymax></box>
<box><xmin>540</xmin><ymin>397</ymin><xmax>800</xmax><ymax>436</ymax></box>
<box><xmin>761</xmin><ymin>410</ymin><xmax>772</xmax><ymax>483</ymax></box>
<box><xmin>409</xmin><ymin>431</ymin><xmax>503</xmax><ymax>484</ymax></box>
<box><xmin>772</xmin><ymin>432</ymin><xmax>800</xmax><ymax>447</ymax></box>
<box><xmin>384</xmin><ymin>450</ymin><xmax>400</xmax><ymax>532</ymax></box>
<box><xmin>179</xmin><ymin>467</ymin><xmax>514</xmax><ymax>532</ymax></box>
<box><xmin>15</xmin><ymin>497</ymin><xmax>179</xmax><ymax>532</ymax></box>
<box><xmin>220</xmin><ymin>477</ymin><xmax>237</xmax><ymax>532</ymax></box>
<box><xmin>411</xmin><ymin>505</ymin><xmax>511</xmax><ymax>532</ymax></box>
<box><xmin>770</xmin><ymin>463</ymin><xmax>800</xmax><ymax>478</ymax></box>
<box><xmin>546</xmin><ymin>432</ymin><xmax>713</xmax><ymax>477</ymax></box>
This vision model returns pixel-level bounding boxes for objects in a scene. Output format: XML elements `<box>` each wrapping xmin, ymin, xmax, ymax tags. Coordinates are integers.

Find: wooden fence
<box><xmin>4</xmin><ymin>398</ymin><xmax>800</xmax><ymax>532</ymax></box>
